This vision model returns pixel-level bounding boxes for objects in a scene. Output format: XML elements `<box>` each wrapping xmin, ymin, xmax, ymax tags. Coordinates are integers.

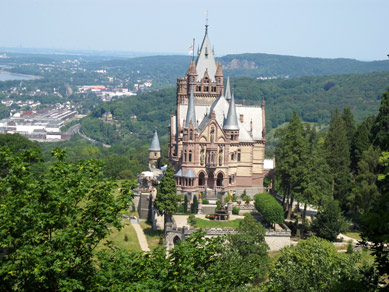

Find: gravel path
<box><xmin>131</xmin><ymin>221</ymin><xmax>151</xmax><ymax>252</ymax></box>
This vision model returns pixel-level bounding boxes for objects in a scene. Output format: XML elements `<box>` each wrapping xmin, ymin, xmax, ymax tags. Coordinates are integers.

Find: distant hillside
<box><xmin>88</xmin><ymin>53</ymin><xmax>389</xmax><ymax>90</ymax></box>
<box><xmin>221</xmin><ymin>53</ymin><xmax>389</xmax><ymax>78</ymax></box>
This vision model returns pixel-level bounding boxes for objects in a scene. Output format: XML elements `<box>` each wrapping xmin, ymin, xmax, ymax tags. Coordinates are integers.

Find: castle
<box><xmin>166</xmin><ymin>25</ymin><xmax>267</xmax><ymax>197</ymax></box>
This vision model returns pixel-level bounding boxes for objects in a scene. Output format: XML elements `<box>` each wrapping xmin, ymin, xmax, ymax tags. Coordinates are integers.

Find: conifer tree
<box><xmin>341</xmin><ymin>107</ymin><xmax>356</xmax><ymax>149</ymax></box>
<box><xmin>154</xmin><ymin>164</ymin><xmax>178</xmax><ymax>226</ymax></box>
<box><xmin>349</xmin><ymin>145</ymin><xmax>381</xmax><ymax>214</ymax></box>
<box><xmin>350</xmin><ymin>116</ymin><xmax>376</xmax><ymax>173</ymax></box>
<box><xmin>372</xmin><ymin>89</ymin><xmax>389</xmax><ymax>151</ymax></box>
<box><xmin>183</xmin><ymin>194</ymin><xmax>188</xmax><ymax>213</ymax></box>
<box><xmin>324</xmin><ymin>109</ymin><xmax>351</xmax><ymax>210</ymax></box>
<box><xmin>191</xmin><ymin>194</ymin><xmax>198</xmax><ymax>214</ymax></box>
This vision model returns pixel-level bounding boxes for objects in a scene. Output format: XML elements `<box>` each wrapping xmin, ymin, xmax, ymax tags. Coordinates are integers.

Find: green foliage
<box><xmin>183</xmin><ymin>194</ymin><xmax>188</xmax><ymax>213</ymax></box>
<box><xmin>0</xmin><ymin>147</ymin><xmax>132</xmax><ymax>291</ymax></box>
<box><xmin>202</xmin><ymin>199</ymin><xmax>209</xmax><ymax>204</ymax></box>
<box><xmin>254</xmin><ymin>193</ymin><xmax>284</xmax><ymax>225</ymax></box>
<box><xmin>154</xmin><ymin>164</ymin><xmax>178</xmax><ymax>223</ymax></box>
<box><xmin>191</xmin><ymin>195</ymin><xmax>198</xmax><ymax>214</ymax></box>
<box><xmin>187</xmin><ymin>214</ymin><xmax>197</xmax><ymax>226</ymax></box>
<box><xmin>349</xmin><ymin>145</ymin><xmax>381</xmax><ymax>214</ymax></box>
<box><xmin>372</xmin><ymin>89</ymin><xmax>389</xmax><ymax>151</ymax></box>
<box><xmin>312</xmin><ymin>200</ymin><xmax>348</xmax><ymax>241</ymax></box>
<box><xmin>232</xmin><ymin>206</ymin><xmax>240</xmax><ymax>215</ymax></box>
<box><xmin>228</xmin><ymin>213</ymin><xmax>270</xmax><ymax>282</ymax></box>
<box><xmin>325</xmin><ymin>109</ymin><xmax>352</xmax><ymax>209</ymax></box>
<box><xmin>267</xmin><ymin>236</ymin><xmax>362</xmax><ymax>292</ymax></box>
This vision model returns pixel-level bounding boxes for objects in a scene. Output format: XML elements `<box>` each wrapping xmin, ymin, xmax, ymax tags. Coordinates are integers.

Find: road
<box><xmin>68</xmin><ymin>123</ymin><xmax>111</xmax><ymax>148</ymax></box>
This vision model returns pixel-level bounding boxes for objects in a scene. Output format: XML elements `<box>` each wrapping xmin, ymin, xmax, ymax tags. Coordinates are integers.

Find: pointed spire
<box><xmin>185</xmin><ymin>89</ymin><xmax>197</xmax><ymax>129</ymax></box>
<box><xmin>149</xmin><ymin>130</ymin><xmax>161</xmax><ymax>151</ymax></box>
<box><xmin>188</xmin><ymin>60</ymin><xmax>197</xmax><ymax>75</ymax></box>
<box><xmin>195</xmin><ymin>25</ymin><xmax>217</xmax><ymax>82</ymax></box>
<box><xmin>215</xmin><ymin>62</ymin><xmax>223</xmax><ymax>77</ymax></box>
<box><xmin>223</xmin><ymin>93</ymin><xmax>239</xmax><ymax>130</ymax></box>
<box><xmin>225</xmin><ymin>77</ymin><xmax>232</xmax><ymax>100</ymax></box>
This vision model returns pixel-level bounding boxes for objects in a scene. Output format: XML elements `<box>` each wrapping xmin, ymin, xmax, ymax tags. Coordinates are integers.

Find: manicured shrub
<box><xmin>188</xmin><ymin>214</ymin><xmax>197</xmax><ymax>226</ymax></box>
<box><xmin>177</xmin><ymin>204</ymin><xmax>185</xmax><ymax>213</ymax></box>
<box><xmin>202</xmin><ymin>199</ymin><xmax>209</xmax><ymax>205</ymax></box>
<box><xmin>232</xmin><ymin>206</ymin><xmax>240</xmax><ymax>215</ymax></box>
<box><xmin>254</xmin><ymin>193</ymin><xmax>284</xmax><ymax>225</ymax></box>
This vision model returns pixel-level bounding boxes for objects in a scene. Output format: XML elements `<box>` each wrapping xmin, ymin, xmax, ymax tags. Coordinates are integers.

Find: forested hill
<box><xmin>82</xmin><ymin>71</ymin><xmax>389</xmax><ymax>146</ymax></box>
<box><xmin>88</xmin><ymin>53</ymin><xmax>389</xmax><ymax>89</ymax></box>
<box><xmin>221</xmin><ymin>53</ymin><xmax>389</xmax><ymax>79</ymax></box>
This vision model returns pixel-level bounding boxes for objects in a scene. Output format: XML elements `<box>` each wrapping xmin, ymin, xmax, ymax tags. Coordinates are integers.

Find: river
<box><xmin>0</xmin><ymin>72</ymin><xmax>38</xmax><ymax>81</ymax></box>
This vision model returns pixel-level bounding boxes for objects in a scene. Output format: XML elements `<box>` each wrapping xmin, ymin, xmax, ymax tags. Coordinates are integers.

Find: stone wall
<box><xmin>164</xmin><ymin>223</ymin><xmax>291</xmax><ymax>251</ymax></box>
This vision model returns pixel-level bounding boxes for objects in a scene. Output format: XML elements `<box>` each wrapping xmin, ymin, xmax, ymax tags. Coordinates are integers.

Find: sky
<box><xmin>0</xmin><ymin>0</ymin><xmax>388</xmax><ymax>60</ymax></box>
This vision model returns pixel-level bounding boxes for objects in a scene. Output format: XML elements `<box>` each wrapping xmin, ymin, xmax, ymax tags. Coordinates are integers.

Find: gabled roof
<box><xmin>223</xmin><ymin>94</ymin><xmax>239</xmax><ymax>131</ymax></box>
<box><xmin>184</xmin><ymin>89</ymin><xmax>197</xmax><ymax>129</ymax></box>
<box><xmin>195</xmin><ymin>27</ymin><xmax>217</xmax><ymax>82</ymax></box>
<box><xmin>225</xmin><ymin>77</ymin><xmax>232</xmax><ymax>100</ymax></box>
<box><xmin>149</xmin><ymin>130</ymin><xmax>161</xmax><ymax>151</ymax></box>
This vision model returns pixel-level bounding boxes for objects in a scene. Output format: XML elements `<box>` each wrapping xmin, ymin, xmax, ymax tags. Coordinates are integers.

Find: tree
<box><xmin>183</xmin><ymin>194</ymin><xmax>188</xmax><ymax>213</ymax></box>
<box><xmin>341</xmin><ymin>107</ymin><xmax>356</xmax><ymax>150</ymax></box>
<box><xmin>154</xmin><ymin>164</ymin><xmax>178</xmax><ymax>226</ymax></box>
<box><xmin>372</xmin><ymin>89</ymin><xmax>389</xmax><ymax>151</ymax></box>
<box><xmin>312</xmin><ymin>200</ymin><xmax>347</xmax><ymax>241</ymax></box>
<box><xmin>350</xmin><ymin>116</ymin><xmax>376</xmax><ymax>173</ymax></box>
<box><xmin>349</xmin><ymin>145</ymin><xmax>381</xmax><ymax>214</ymax></box>
<box><xmin>0</xmin><ymin>147</ymin><xmax>132</xmax><ymax>291</ymax></box>
<box><xmin>228</xmin><ymin>214</ymin><xmax>270</xmax><ymax>281</ymax></box>
<box><xmin>324</xmin><ymin>109</ymin><xmax>351</xmax><ymax>210</ymax></box>
<box><xmin>267</xmin><ymin>237</ymin><xmax>361</xmax><ymax>292</ymax></box>
<box><xmin>360</xmin><ymin>151</ymin><xmax>389</xmax><ymax>285</ymax></box>
<box><xmin>191</xmin><ymin>194</ymin><xmax>198</xmax><ymax>214</ymax></box>
<box><xmin>275</xmin><ymin>111</ymin><xmax>306</xmax><ymax>219</ymax></box>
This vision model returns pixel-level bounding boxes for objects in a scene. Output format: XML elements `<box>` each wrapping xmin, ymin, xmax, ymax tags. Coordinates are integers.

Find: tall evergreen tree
<box><xmin>275</xmin><ymin>112</ymin><xmax>306</xmax><ymax>219</ymax></box>
<box><xmin>324</xmin><ymin>109</ymin><xmax>351</xmax><ymax>210</ymax></box>
<box><xmin>350</xmin><ymin>115</ymin><xmax>376</xmax><ymax>173</ymax></box>
<box><xmin>191</xmin><ymin>194</ymin><xmax>198</xmax><ymax>214</ymax></box>
<box><xmin>349</xmin><ymin>146</ymin><xmax>381</xmax><ymax>214</ymax></box>
<box><xmin>372</xmin><ymin>89</ymin><xmax>389</xmax><ymax>151</ymax></box>
<box><xmin>154</xmin><ymin>164</ymin><xmax>178</xmax><ymax>226</ymax></box>
<box><xmin>341</xmin><ymin>107</ymin><xmax>356</xmax><ymax>149</ymax></box>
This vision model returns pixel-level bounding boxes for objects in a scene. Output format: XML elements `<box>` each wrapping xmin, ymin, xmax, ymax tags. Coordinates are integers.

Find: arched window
<box><xmin>184</xmin><ymin>150</ymin><xmax>187</xmax><ymax>162</ymax></box>
<box><xmin>189</xmin><ymin>130</ymin><xmax>193</xmax><ymax>140</ymax></box>
<box><xmin>198</xmin><ymin>172</ymin><xmax>205</xmax><ymax>185</ymax></box>
<box><xmin>231</xmin><ymin>153</ymin><xmax>234</xmax><ymax>161</ymax></box>
<box><xmin>217</xmin><ymin>173</ymin><xmax>223</xmax><ymax>187</ymax></box>
<box><xmin>189</xmin><ymin>150</ymin><xmax>192</xmax><ymax>162</ymax></box>
<box><xmin>237</xmin><ymin>150</ymin><xmax>241</xmax><ymax>162</ymax></box>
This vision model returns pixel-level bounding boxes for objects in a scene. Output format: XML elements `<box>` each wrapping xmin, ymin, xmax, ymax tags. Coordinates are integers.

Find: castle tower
<box><xmin>149</xmin><ymin>130</ymin><xmax>161</xmax><ymax>170</ymax></box>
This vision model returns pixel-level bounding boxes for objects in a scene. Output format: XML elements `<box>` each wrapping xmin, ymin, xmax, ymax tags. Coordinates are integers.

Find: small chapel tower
<box><xmin>149</xmin><ymin>130</ymin><xmax>161</xmax><ymax>170</ymax></box>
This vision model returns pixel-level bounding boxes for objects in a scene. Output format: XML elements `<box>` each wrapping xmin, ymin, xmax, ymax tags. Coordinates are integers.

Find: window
<box><xmin>184</xmin><ymin>151</ymin><xmax>187</xmax><ymax>162</ymax></box>
<box><xmin>231</xmin><ymin>153</ymin><xmax>234</xmax><ymax>161</ymax></box>
<box><xmin>210</xmin><ymin>128</ymin><xmax>215</xmax><ymax>143</ymax></box>
<box><xmin>204</xmin><ymin>86</ymin><xmax>209</xmax><ymax>92</ymax></box>
<box><xmin>199</xmin><ymin>173</ymin><xmax>205</xmax><ymax>185</ymax></box>
<box><xmin>196</xmin><ymin>86</ymin><xmax>201</xmax><ymax>92</ymax></box>
<box><xmin>189</xmin><ymin>130</ymin><xmax>193</xmax><ymax>140</ymax></box>
<box><xmin>189</xmin><ymin>150</ymin><xmax>192</xmax><ymax>162</ymax></box>
<box><xmin>154</xmin><ymin>152</ymin><xmax>157</xmax><ymax>157</ymax></box>
<box><xmin>237</xmin><ymin>150</ymin><xmax>241</xmax><ymax>162</ymax></box>
<box><xmin>211</xmin><ymin>86</ymin><xmax>216</xmax><ymax>92</ymax></box>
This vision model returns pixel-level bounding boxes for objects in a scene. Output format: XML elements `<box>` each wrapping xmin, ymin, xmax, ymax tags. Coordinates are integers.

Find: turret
<box><xmin>185</xmin><ymin>89</ymin><xmax>197</xmax><ymax>129</ymax></box>
<box><xmin>223</xmin><ymin>93</ymin><xmax>240</xmax><ymax>141</ymax></box>
<box><xmin>225</xmin><ymin>76</ymin><xmax>232</xmax><ymax>100</ymax></box>
<box><xmin>149</xmin><ymin>130</ymin><xmax>161</xmax><ymax>170</ymax></box>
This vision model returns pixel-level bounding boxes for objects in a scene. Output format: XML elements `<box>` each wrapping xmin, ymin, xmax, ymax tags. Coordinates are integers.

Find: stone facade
<box><xmin>168</xmin><ymin>26</ymin><xmax>266</xmax><ymax>198</ymax></box>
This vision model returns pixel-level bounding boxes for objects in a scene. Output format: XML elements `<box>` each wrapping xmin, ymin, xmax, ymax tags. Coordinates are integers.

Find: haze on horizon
<box><xmin>1</xmin><ymin>0</ymin><xmax>388</xmax><ymax>61</ymax></box>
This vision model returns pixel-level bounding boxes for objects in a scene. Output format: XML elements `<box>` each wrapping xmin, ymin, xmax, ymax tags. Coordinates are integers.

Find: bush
<box><xmin>232</xmin><ymin>206</ymin><xmax>240</xmax><ymax>215</ymax></box>
<box><xmin>216</xmin><ymin>200</ymin><xmax>221</xmax><ymax>210</ymax></box>
<box><xmin>176</xmin><ymin>205</ymin><xmax>185</xmax><ymax>213</ymax></box>
<box><xmin>254</xmin><ymin>193</ymin><xmax>284</xmax><ymax>225</ymax></box>
<box><xmin>205</xmin><ymin>214</ymin><xmax>210</xmax><ymax>219</ymax></box>
<box><xmin>209</xmin><ymin>215</ymin><xmax>215</xmax><ymax>220</ymax></box>
<box><xmin>188</xmin><ymin>214</ymin><xmax>197</xmax><ymax>226</ymax></box>
<box><xmin>202</xmin><ymin>199</ymin><xmax>209</xmax><ymax>205</ymax></box>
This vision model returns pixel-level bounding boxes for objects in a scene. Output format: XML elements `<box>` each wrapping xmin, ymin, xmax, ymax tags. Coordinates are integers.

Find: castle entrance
<box><xmin>207</xmin><ymin>172</ymin><xmax>214</xmax><ymax>189</ymax></box>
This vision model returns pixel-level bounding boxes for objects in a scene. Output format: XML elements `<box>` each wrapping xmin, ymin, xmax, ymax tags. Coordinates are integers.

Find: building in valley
<box><xmin>168</xmin><ymin>25</ymin><xmax>266</xmax><ymax>197</ymax></box>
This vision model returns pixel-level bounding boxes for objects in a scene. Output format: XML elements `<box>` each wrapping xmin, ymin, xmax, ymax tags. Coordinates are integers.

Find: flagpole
<box><xmin>192</xmin><ymin>38</ymin><xmax>195</xmax><ymax>61</ymax></box>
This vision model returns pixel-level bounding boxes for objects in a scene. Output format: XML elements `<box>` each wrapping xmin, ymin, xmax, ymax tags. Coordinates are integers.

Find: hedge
<box><xmin>254</xmin><ymin>193</ymin><xmax>284</xmax><ymax>225</ymax></box>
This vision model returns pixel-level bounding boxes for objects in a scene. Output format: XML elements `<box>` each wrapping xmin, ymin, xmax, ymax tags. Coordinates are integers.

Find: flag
<box><xmin>188</xmin><ymin>43</ymin><xmax>194</xmax><ymax>56</ymax></box>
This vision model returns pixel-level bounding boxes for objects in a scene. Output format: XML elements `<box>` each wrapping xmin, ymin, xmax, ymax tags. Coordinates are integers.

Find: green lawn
<box><xmin>344</xmin><ymin>232</ymin><xmax>362</xmax><ymax>241</ymax></box>
<box><xmin>193</xmin><ymin>218</ymin><xmax>243</xmax><ymax>229</ymax></box>
<box><xmin>139</xmin><ymin>221</ymin><xmax>164</xmax><ymax>250</ymax></box>
<box><xmin>97</xmin><ymin>220</ymin><xmax>142</xmax><ymax>253</ymax></box>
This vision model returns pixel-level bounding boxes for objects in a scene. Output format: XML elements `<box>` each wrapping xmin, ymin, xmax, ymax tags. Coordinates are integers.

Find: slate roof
<box><xmin>149</xmin><ymin>130</ymin><xmax>161</xmax><ymax>151</ymax></box>
<box><xmin>195</xmin><ymin>27</ymin><xmax>217</xmax><ymax>82</ymax></box>
<box><xmin>183</xmin><ymin>169</ymin><xmax>196</xmax><ymax>178</ymax></box>
<box><xmin>223</xmin><ymin>94</ymin><xmax>239</xmax><ymax>131</ymax></box>
<box><xmin>184</xmin><ymin>89</ymin><xmax>197</xmax><ymax>129</ymax></box>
